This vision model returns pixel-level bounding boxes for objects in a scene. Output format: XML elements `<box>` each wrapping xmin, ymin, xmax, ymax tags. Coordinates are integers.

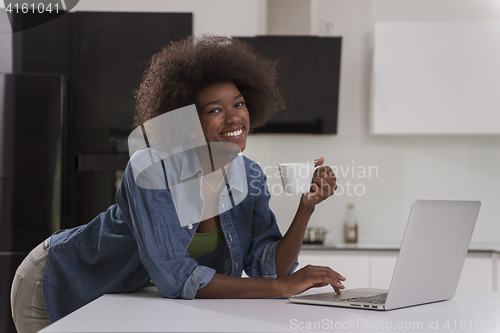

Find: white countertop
<box><xmin>40</xmin><ymin>287</ymin><xmax>500</xmax><ymax>333</ymax></box>
<box><xmin>301</xmin><ymin>242</ymin><xmax>500</xmax><ymax>254</ymax></box>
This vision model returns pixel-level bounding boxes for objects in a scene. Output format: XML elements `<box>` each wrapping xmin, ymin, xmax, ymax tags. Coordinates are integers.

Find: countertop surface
<box><xmin>301</xmin><ymin>242</ymin><xmax>500</xmax><ymax>254</ymax></box>
<box><xmin>40</xmin><ymin>287</ymin><xmax>500</xmax><ymax>333</ymax></box>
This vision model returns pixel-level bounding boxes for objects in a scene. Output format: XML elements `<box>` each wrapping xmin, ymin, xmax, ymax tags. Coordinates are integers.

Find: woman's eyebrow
<box><xmin>203</xmin><ymin>99</ymin><xmax>221</xmax><ymax>109</ymax></box>
<box><xmin>202</xmin><ymin>95</ymin><xmax>243</xmax><ymax>109</ymax></box>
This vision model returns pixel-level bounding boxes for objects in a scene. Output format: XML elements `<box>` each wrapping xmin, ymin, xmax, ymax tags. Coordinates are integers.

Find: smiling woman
<box><xmin>11</xmin><ymin>35</ymin><xmax>342</xmax><ymax>333</ymax></box>
<box><xmin>196</xmin><ymin>81</ymin><xmax>250</xmax><ymax>152</ymax></box>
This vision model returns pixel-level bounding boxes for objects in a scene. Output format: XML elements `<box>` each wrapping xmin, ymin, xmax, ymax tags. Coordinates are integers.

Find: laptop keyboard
<box><xmin>340</xmin><ymin>293</ymin><xmax>388</xmax><ymax>304</ymax></box>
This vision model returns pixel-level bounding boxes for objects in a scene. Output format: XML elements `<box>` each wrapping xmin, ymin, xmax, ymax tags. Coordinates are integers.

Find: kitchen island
<box><xmin>39</xmin><ymin>286</ymin><xmax>500</xmax><ymax>333</ymax></box>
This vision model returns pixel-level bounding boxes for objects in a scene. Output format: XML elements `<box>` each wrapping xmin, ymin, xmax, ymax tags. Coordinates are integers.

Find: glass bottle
<box><xmin>344</xmin><ymin>202</ymin><xmax>358</xmax><ymax>243</ymax></box>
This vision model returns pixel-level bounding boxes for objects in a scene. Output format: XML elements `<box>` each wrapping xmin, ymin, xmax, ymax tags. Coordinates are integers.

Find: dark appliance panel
<box><xmin>0</xmin><ymin>73</ymin><xmax>63</xmax><ymax>250</ymax></box>
<box><xmin>69</xmin><ymin>12</ymin><xmax>192</xmax><ymax>132</ymax></box>
<box><xmin>11</xmin><ymin>11</ymin><xmax>69</xmax><ymax>75</ymax></box>
<box><xmin>236</xmin><ymin>36</ymin><xmax>342</xmax><ymax>134</ymax></box>
<box><xmin>0</xmin><ymin>73</ymin><xmax>64</xmax><ymax>333</ymax></box>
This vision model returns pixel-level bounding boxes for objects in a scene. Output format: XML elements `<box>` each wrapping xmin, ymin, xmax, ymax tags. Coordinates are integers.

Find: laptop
<box><xmin>289</xmin><ymin>200</ymin><xmax>481</xmax><ymax>311</ymax></box>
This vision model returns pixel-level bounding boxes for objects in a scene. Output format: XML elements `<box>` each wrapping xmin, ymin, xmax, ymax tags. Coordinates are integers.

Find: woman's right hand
<box><xmin>277</xmin><ymin>265</ymin><xmax>346</xmax><ymax>298</ymax></box>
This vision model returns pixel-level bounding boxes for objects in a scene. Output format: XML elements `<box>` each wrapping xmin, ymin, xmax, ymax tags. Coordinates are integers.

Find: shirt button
<box><xmin>188</xmin><ymin>224</ymin><xmax>193</xmax><ymax>229</ymax></box>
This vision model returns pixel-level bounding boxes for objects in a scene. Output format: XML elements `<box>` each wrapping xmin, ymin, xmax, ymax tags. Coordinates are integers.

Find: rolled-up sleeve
<box><xmin>259</xmin><ymin>240</ymin><xmax>279</xmax><ymax>278</ymax></box>
<box><xmin>181</xmin><ymin>265</ymin><xmax>216</xmax><ymax>299</ymax></box>
<box><xmin>116</xmin><ymin>159</ymin><xmax>214</xmax><ymax>299</ymax></box>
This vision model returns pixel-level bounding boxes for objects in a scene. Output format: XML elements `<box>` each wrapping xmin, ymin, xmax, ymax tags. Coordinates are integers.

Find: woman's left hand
<box><xmin>301</xmin><ymin>157</ymin><xmax>337</xmax><ymax>209</ymax></box>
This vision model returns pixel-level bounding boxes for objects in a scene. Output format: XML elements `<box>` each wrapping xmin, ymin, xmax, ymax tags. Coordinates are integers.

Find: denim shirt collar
<box><xmin>180</xmin><ymin>149</ymin><xmax>202</xmax><ymax>180</ymax></box>
<box><xmin>179</xmin><ymin>148</ymin><xmax>245</xmax><ymax>194</ymax></box>
<box><xmin>220</xmin><ymin>156</ymin><xmax>245</xmax><ymax>194</ymax></box>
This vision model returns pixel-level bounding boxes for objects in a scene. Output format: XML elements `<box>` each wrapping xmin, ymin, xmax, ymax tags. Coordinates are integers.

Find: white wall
<box><xmin>245</xmin><ymin>0</ymin><xmax>500</xmax><ymax>244</ymax></box>
<box><xmin>65</xmin><ymin>0</ymin><xmax>266</xmax><ymax>36</ymax></box>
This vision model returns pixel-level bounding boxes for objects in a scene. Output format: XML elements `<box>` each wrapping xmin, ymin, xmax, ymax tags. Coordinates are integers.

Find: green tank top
<box><xmin>186</xmin><ymin>226</ymin><xmax>224</xmax><ymax>258</ymax></box>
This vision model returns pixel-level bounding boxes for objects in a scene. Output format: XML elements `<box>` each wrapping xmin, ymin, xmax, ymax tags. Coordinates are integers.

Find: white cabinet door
<box><xmin>370</xmin><ymin>253</ymin><xmax>494</xmax><ymax>291</ymax></box>
<box><xmin>496</xmin><ymin>254</ymin><xmax>500</xmax><ymax>292</ymax></box>
<box><xmin>457</xmin><ymin>254</ymin><xmax>493</xmax><ymax>292</ymax></box>
<box><xmin>370</xmin><ymin>253</ymin><xmax>398</xmax><ymax>289</ymax></box>
<box><xmin>371</xmin><ymin>22</ymin><xmax>500</xmax><ymax>134</ymax></box>
<box><xmin>298</xmin><ymin>251</ymin><xmax>370</xmax><ymax>289</ymax></box>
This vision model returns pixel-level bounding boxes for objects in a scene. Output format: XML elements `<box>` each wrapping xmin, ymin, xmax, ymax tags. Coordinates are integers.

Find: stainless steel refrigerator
<box><xmin>0</xmin><ymin>73</ymin><xmax>64</xmax><ymax>333</ymax></box>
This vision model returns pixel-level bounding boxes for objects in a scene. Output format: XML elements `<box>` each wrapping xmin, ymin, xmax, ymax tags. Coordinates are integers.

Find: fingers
<box><xmin>282</xmin><ymin>265</ymin><xmax>347</xmax><ymax>298</ymax></box>
<box><xmin>314</xmin><ymin>157</ymin><xmax>325</xmax><ymax>167</ymax></box>
<box><xmin>314</xmin><ymin>165</ymin><xmax>333</xmax><ymax>177</ymax></box>
<box><xmin>317</xmin><ymin>267</ymin><xmax>345</xmax><ymax>291</ymax></box>
<box><xmin>302</xmin><ymin>265</ymin><xmax>346</xmax><ymax>291</ymax></box>
<box><xmin>314</xmin><ymin>167</ymin><xmax>336</xmax><ymax>184</ymax></box>
<box><xmin>308</xmin><ymin>161</ymin><xmax>338</xmax><ymax>202</ymax></box>
<box><xmin>309</xmin><ymin>181</ymin><xmax>336</xmax><ymax>200</ymax></box>
<box><xmin>312</xmin><ymin>166</ymin><xmax>337</xmax><ymax>194</ymax></box>
<box><xmin>311</xmin><ymin>178</ymin><xmax>336</xmax><ymax>195</ymax></box>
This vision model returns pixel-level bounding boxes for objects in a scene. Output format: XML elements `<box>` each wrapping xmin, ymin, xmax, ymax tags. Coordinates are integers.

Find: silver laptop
<box><xmin>289</xmin><ymin>200</ymin><xmax>481</xmax><ymax>311</ymax></box>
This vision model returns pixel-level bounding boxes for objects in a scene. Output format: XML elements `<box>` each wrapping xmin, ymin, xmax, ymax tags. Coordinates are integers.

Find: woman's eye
<box><xmin>208</xmin><ymin>108</ymin><xmax>221</xmax><ymax>114</ymax></box>
<box><xmin>235</xmin><ymin>101</ymin><xmax>245</xmax><ymax>107</ymax></box>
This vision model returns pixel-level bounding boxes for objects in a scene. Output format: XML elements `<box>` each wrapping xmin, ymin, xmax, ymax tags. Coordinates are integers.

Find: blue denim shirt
<box><xmin>42</xmin><ymin>154</ymin><xmax>292</xmax><ymax>322</ymax></box>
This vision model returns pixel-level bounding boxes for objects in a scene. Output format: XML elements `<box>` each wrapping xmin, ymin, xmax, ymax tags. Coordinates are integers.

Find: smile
<box><xmin>221</xmin><ymin>127</ymin><xmax>244</xmax><ymax>137</ymax></box>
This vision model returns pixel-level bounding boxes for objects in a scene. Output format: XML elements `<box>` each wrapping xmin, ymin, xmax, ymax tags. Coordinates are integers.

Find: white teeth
<box><xmin>223</xmin><ymin>128</ymin><xmax>243</xmax><ymax>137</ymax></box>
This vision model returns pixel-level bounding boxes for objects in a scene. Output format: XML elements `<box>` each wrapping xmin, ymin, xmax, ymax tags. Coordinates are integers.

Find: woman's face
<box><xmin>196</xmin><ymin>81</ymin><xmax>250</xmax><ymax>152</ymax></box>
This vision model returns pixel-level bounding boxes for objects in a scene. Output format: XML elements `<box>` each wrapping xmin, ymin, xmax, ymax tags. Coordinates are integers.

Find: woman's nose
<box><xmin>225</xmin><ymin>108</ymin><xmax>241</xmax><ymax>124</ymax></box>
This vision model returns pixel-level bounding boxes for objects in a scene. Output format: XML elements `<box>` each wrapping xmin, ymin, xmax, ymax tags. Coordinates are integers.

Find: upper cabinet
<box><xmin>237</xmin><ymin>36</ymin><xmax>342</xmax><ymax>134</ymax></box>
<box><xmin>370</xmin><ymin>22</ymin><xmax>500</xmax><ymax>135</ymax></box>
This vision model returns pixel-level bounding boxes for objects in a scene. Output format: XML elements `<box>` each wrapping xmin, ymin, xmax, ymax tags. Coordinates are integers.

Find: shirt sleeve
<box><xmin>243</xmin><ymin>163</ymin><xmax>299</xmax><ymax>278</ymax></box>
<box><xmin>116</xmin><ymin>157</ymin><xmax>215</xmax><ymax>299</ymax></box>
